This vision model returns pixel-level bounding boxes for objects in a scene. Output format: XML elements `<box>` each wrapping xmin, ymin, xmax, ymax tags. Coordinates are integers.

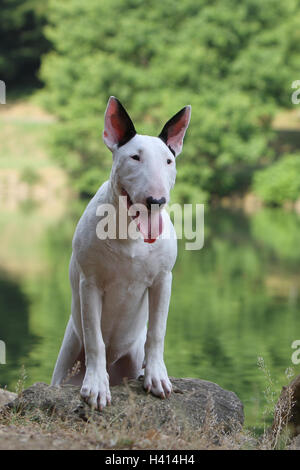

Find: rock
<box><xmin>288</xmin><ymin>435</ymin><xmax>300</xmax><ymax>450</ymax></box>
<box><xmin>2</xmin><ymin>377</ymin><xmax>244</xmax><ymax>432</ymax></box>
<box><xmin>0</xmin><ymin>389</ymin><xmax>17</xmax><ymax>408</ymax></box>
<box><xmin>272</xmin><ymin>374</ymin><xmax>300</xmax><ymax>440</ymax></box>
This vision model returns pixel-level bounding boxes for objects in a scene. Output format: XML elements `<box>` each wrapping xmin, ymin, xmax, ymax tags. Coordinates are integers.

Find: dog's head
<box><xmin>103</xmin><ymin>96</ymin><xmax>191</xmax><ymax>242</ymax></box>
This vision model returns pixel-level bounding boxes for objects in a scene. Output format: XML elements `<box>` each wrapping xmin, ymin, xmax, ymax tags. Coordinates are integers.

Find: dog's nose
<box><xmin>146</xmin><ymin>196</ymin><xmax>166</xmax><ymax>210</ymax></box>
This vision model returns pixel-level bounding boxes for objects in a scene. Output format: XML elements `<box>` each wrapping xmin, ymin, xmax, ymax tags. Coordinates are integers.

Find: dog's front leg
<box><xmin>144</xmin><ymin>272</ymin><xmax>172</xmax><ymax>399</ymax></box>
<box><xmin>79</xmin><ymin>277</ymin><xmax>111</xmax><ymax>410</ymax></box>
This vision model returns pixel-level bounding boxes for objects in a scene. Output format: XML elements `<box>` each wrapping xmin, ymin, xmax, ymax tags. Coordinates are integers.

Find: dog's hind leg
<box><xmin>51</xmin><ymin>254</ymin><xmax>85</xmax><ymax>385</ymax></box>
<box><xmin>51</xmin><ymin>314</ymin><xmax>83</xmax><ymax>385</ymax></box>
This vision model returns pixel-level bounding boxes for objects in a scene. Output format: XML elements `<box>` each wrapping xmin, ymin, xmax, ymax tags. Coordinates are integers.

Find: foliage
<box><xmin>0</xmin><ymin>0</ymin><xmax>49</xmax><ymax>87</ymax></box>
<box><xmin>253</xmin><ymin>154</ymin><xmax>300</xmax><ymax>205</ymax></box>
<box><xmin>20</xmin><ymin>166</ymin><xmax>40</xmax><ymax>186</ymax></box>
<box><xmin>39</xmin><ymin>0</ymin><xmax>300</xmax><ymax>199</ymax></box>
<box><xmin>251</xmin><ymin>208</ymin><xmax>300</xmax><ymax>264</ymax></box>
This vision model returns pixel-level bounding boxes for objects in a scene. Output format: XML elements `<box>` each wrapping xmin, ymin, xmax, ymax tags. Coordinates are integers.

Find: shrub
<box><xmin>0</xmin><ymin>0</ymin><xmax>49</xmax><ymax>87</ymax></box>
<box><xmin>39</xmin><ymin>0</ymin><xmax>300</xmax><ymax>199</ymax></box>
<box><xmin>253</xmin><ymin>154</ymin><xmax>300</xmax><ymax>205</ymax></box>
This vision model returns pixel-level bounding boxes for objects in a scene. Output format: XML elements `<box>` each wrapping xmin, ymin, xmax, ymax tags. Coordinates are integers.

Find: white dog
<box><xmin>51</xmin><ymin>97</ymin><xmax>191</xmax><ymax>410</ymax></box>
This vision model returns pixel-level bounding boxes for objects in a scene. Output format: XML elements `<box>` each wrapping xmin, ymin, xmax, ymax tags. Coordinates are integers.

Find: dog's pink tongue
<box><xmin>138</xmin><ymin>210</ymin><xmax>163</xmax><ymax>243</ymax></box>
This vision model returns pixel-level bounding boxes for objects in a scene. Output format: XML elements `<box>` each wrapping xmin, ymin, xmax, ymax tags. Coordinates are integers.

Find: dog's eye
<box><xmin>131</xmin><ymin>155</ymin><xmax>140</xmax><ymax>161</ymax></box>
<box><xmin>167</xmin><ymin>159</ymin><xmax>172</xmax><ymax>164</ymax></box>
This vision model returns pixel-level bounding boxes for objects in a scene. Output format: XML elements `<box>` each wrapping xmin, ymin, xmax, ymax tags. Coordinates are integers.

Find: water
<box><xmin>0</xmin><ymin>202</ymin><xmax>300</xmax><ymax>430</ymax></box>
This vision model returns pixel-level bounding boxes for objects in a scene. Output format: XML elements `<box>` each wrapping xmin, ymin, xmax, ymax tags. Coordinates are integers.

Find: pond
<box><xmin>0</xmin><ymin>200</ymin><xmax>300</xmax><ymax>431</ymax></box>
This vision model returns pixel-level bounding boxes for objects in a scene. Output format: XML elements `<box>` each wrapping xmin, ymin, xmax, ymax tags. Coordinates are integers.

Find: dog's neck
<box><xmin>107</xmin><ymin>174</ymin><xmax>120</xmax><ymax>208</ymax></box>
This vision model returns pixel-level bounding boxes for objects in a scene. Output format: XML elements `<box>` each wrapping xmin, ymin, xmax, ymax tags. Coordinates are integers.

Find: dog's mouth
<box><xmin>121</xmin><ymin>188</ymin><xmax>163</xmax><ymax>243</ymax></box>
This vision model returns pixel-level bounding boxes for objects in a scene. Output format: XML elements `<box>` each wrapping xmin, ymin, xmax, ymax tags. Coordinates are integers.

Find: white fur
<box><xmin>51</xmin><ymin>99</ymin><xmax>190</xmax><ymax>410</ymax></box>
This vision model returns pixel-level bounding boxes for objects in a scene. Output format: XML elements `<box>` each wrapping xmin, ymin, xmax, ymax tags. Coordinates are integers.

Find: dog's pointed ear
<box><xmin>158</xmin><ymin>105</ymin><xmax>191</xmax><ymax>156</ymax></box>
<box><xmin>103</xmin><ymin>96</ymin><xmax>136</xmax><ymax>151</ymax></box>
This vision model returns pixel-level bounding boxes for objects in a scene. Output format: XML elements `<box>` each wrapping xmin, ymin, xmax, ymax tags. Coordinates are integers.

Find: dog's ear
<box><xmin>158</xmin><ymin>105</ymin><xmax>191</xmax><ymax>156</ymax></box>
<box><xmin>103</xmin><ymin>96</ymin><xmax>136</xmax><ymax>151</ymax></box>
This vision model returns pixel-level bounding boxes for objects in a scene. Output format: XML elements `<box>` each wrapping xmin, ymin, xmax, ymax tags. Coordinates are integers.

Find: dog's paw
<box><xmin>143</xmin><ymin>361</ymin><xmax>172</xmax><ymax>399</ymax></box>
<box><xmin>80</xmin><ymin>369</ymin><xmax>111</xmax><ymax>410</ymax></box>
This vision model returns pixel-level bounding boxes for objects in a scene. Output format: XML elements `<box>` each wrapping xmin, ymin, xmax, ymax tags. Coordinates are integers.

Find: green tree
<box><xmin>40</xmin><ymin>0</ymin><xmax>300</xmax><ymax>199</ymax></box>
<box><xmin>253</xmin><ymin>154</ymin><xmax>300</xmax><ymax>206</ymax></box>
<box><xmin>0</xmin><ymin>0</ymin><xmax>49</xmax><ymax>88</ymax></box>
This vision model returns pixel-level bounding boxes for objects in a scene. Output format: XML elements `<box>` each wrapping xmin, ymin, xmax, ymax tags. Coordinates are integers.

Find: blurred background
<box><xmin>1</xmin><ymin>0</ymin><xmax>300</xmax><ymax>431</ymax></box>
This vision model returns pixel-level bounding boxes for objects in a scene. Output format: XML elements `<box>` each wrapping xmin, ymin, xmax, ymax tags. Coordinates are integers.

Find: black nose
<box><xmin>146</xmin><ymin>196</ymin><xmax>166</xmax><ymax>210</ymax></box>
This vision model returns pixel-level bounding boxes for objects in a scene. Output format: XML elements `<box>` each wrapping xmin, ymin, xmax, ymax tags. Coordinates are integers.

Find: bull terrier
<box><xmin>51</xmin><ymin>96</ymin><xmax>191</xmax><ymax>409</ymax></box>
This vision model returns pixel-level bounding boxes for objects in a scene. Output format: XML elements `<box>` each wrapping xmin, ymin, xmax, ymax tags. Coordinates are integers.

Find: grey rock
<box><xmin>0</xmin><ymin>389</ymin><xmax>17</xmax><ymax>408</ymax></box>
<box><xmin>2</xmin><ymin>378</ymin><xmax>244</xmax><ymax>432</ymax></box>
<box><xmin>288</xmin><ymin>435</ymin><xmax>300</xmax><ymax>450</ymax></box>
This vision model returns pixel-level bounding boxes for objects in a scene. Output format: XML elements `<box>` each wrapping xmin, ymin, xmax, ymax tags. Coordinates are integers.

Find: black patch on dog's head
<box><xmin>158</xmin><ymin>107</ymin><xmax>188</xmax><ymax>155</ymax></box>
<box><xmin>167</xmin><ymin>145</ymin><xmax>176</xmax><ymax>157</ymax></box>
<box><xmin>114</xmin><ymin>98</ymin><xmax>137</xmax><ymax>148</ymax></box>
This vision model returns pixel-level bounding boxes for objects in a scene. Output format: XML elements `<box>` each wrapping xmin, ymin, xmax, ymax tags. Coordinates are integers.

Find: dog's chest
<box><xmin>94</xmin><ymin>238</ymin><xmax>174</xmax><ymax>288</ymax></box>
<box><xmin>74</xmin><ymin>193</ymin><xmax>177</xmax><ymax>288</ymax></box>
